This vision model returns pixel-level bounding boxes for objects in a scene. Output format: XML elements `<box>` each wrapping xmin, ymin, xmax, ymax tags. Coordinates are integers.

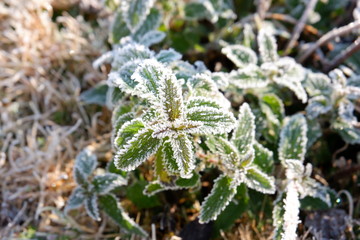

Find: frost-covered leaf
<box><xmin>306</xmin><ymin>96</ymin><xmax>332</xmax><ymax>119</ymax></box>
<box><xmin>114</xmin><ymin>128</ymin><xmax>161</xmax><ymax>171</ymax></box>
<box><xmin>206</xmin><ymin>135</ymin><xmax>240</xmax><ymax>168</ymax></box>
<box><xmin>65</xmin><ymin>187</ymin><xmax>85</xmax><ymax>213</ymax></box>
<box><xmin>132</xmin><ymin>59</ymin><xmax>168</xmax><ymax>99</ymax></box>
<box><xmin>304</xmin><ymin>72</ymin><xmax>332</xmax><ymax>97</ymax></box>
<box><xmin>273</xmin><ymin>192</ymin><xmax>286</xmax><ymax>240</ymax></box>
<box><xmin>257</xmin><ymin>29</ymin><xmax>278</xmax><ymax>63</ymax></box>
<box><xmin>106</xmin><ymin>87</ymin><xmax>124</xmax><ymax>108</ymax></box>
<box><xmin>272</xmin><ymin>58</ymin><xmax>307</xmax><ymax>103</ymax></box>
<box><xmin>253</xmin><ymin>142</ymin><xmax>273</xmax><ymax>174</ymax></box>
<box><xmin>332</xmin><ymin>118</ymin><xmax>360</xmax><ymax>144</ymax></box>
<box><xmin>74</xmin><ymin>168</ymin><xmax>88</xmax><ymax>186</ymax></box>
<box><xmin>199</xmin><ymin>175</ymin><xmax>237</xmax><ymax>223</ymax></box>
<box><xmin>99</xmin><ymin>194</ymin><xmax>148</xmax><ymax>236</ymax></box>
<box><xmin>138</xmin><ymin>30</ymin><xmax>166</xmax><ymax>47</ymax></box>
<box><xmin>121</xmin><ymin>0</ymin><xmax>155</xmax><ymax>33</ymax></box>
<box><xmin>222</xmin><ymin>45</ymin><xmax>257</xmax><ymax>68</ymax></box>
<box><xmin>231</xmin><ymin>103</ymin><xmax>255</xmax><ymax>162</ymax></box>
<box><xmin>108</xmin><ymin>61</ymin><xmax>140</xmax><ymax>94</ymax></box>
<box><xmin>243</xmin><ymin>166</ymin><xmax>275</xmax><ymax>194</ymax></box>
<box><xmin>111</xmin><ymin>11</ymin><xmax>131</xmax><ymax>44</ymax></box>
<box><xmin>186</xmin><ymin>97</ymin><xmax>222</xmax><ymax>109</ymax></box>
<box><xmin>329</xmin><ymin>69</ymin><xmax>347</xmax><ymax>87</ymax></box>
<box><xmin>187</xmin><ymin>73</ymin><xmax>230</xmax><ymax>108</ymax></box>
<box><xmin>211</xmin><ymin>72</ymin><xmax>229</xmax><ymax>89</ymax></box>
<box><xmin>133</xmin><ymin>8</ymin><xmax>162</xmax><ymax>41</ymax></box>
<box><xmin>74</xmin><ymin>148</ymin><xmax>97</xmax><ymax>184</ymax></box>
<box><xmin>114</xmin><ymin>119</ymin><xmax>145</xmax><ymax>150</ymax></box>
<box><xmin>306</xmin><ymin>117</ymin><xmax>322</xmax><ymax>149</ymax></box>
<box><xmin>156</xmin><ymin>48</ymin><xmax>182</xmax><ymax>64</ymax></box>
<box><xmin>186</xmin><ymin>107</ymin><xmax>236</xmax><ymax>134</ymax></box>
<box><xmin>300</xmin><ymin>177</ymin><xmax>331</xmax><ymax>207</ymax></box>
<box><xmin>85</xmin><ymin>193</ymin><xmax>100</xmax><ymax>221</ymax></box>
<box><xmin>229</xmin><ymin>65</ymin><xmax>268</xmax><ymax>89</ymax></box>
<box><xmin>278</xmin><ymin>114</ymin><xmax>308</xmax><ymax>163</ymax></box>
<box><xmin>168</xmin><ymin>134</ymin><xmax>195</xmax><ymax>178</ymax></box>
<box><xmin>92</xmin><ymin>173</ymin><xmax>127</xmax><ymax>194</ymax></box>
<box><xmin>158</xmin><ymin>69</ymin><xmax>185</xmax><ymax>121</ymax></box>
<box><xmin>112</xmin><ymin>43</ymin><xmax>154</xmax><ymax>70</ymax></box>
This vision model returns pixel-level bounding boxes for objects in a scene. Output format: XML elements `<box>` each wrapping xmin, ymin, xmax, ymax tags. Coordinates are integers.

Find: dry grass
<box><xmin>0</xmin><ymin>0</ymin><xmax>111</xmax><ymax>238</ymax></box>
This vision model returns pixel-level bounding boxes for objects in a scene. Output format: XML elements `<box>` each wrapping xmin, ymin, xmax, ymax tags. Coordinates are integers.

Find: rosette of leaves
<box><xmin>273</xmin><ymin>114</ymin><xmax>333</xmax><ymax>240</ymax></box>
<box><xmin>65</xmin><ymin>148</ymin><xmax>147</xmax><ymax>236</ymax></box>
<box><xmin>304</xmin><ymin>69</ymin><xmax>360</xmax><ymax>144</ymax></box>
<box><xmin>200</xmin><ymin>103</ymin><xmax>275</xmax><ymax>223</ymax></box>
<box><xmin>220</xmin><ymin>29</ymin><xmax>307</xmax><ymax>103</ymax></box>
<box><xmin>112</xmin><ymin>59</ymin><xmax>236</xmax><ymax>193</ymax></box>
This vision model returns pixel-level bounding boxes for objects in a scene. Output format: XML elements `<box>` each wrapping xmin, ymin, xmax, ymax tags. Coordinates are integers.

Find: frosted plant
<box><xmin>273</xmin><ymin>114</ymin><xmax>332</xmax><ymax>240</ymax></box>
<box><xmin>200</xmin><ymin>103</ymin><xmax>275</xmax><ymax>223</ymax></box>
<box><xmin>113</xmin><ymin>59</ymin><xmax>236</xmax><ymax>180</ymax></box>
<box><xmin>220</xmin><ymin>29</ymin><xmax>308</xmax><ymax>103</ymax></box>
<box><xmin>65</xmin><ymin>147</ymin><xmax>147</xmax><ymax>237</ymax></box>
<box><xmin>304</xmin><ymin>69</ymin><xmax>360</xmax><ymax>144</ymax></box>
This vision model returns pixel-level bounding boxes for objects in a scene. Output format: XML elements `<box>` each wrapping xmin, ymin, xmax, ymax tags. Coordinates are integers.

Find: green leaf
<box><xmin>114</xmin><ymin>119</ymin><xmax>145</xmax><ymax>150</ymax></box>
<box><xmin>175</xmin><ymin>172</ymin><xmax>200</xmax><ymax>188</ymax></box>
<box><xmin>306</xmin><ymin>117</ymin><xmax>322</xmax><ymax>149</ymax></box>
<box><xmin>186</xmin><ymin>107</ymin><xmax>236</xmax><ymax>134</ymax></box>
<box><xmin>184</xmin><ymin>2</ymin><xmax>210</xmax><ymax>20</ymax></box>
<box><xmin>253</xmin><ymin>142</ymin><xmax>274</xmax><ymax>174</ymax></box>
<box><xmin>278</xmin><ymin>114</ymin><xmax>308</xmax><ymax>163</ymax></box>
<box><xmin>272</xmin><ymin>192</ymin><xmax>286</xmax><ymax>240</ymax></box>
<box><xmin>306</xmin><ymin>96</ymin><xmax>331</xmax><ymax>119</ymax></box>
<box><xmin>199</xmin><ymin>175</ymin><xmax>237</xmax><ymax>223</ymax></box>
<box><xmin>85</xmin><ymin>193</ymin><xmax>100</xmax><ymax>221</ymax></box>
<box><xmin>156</xmin><ymin>48</ymin><xmax>182</xmax><ymax>64</ymax></box>
<box><xmin>260</xmin><ymin>94</ymin><xmax>285</xmax><ymax>123</ymax></box>
<box><xmin>222</xmin><ymin>45</ymin><xmax>257</xmax><ymax>68</ymax></box>
<box><xmin>211</xmin><ymin>72</ymin><xmax>229</xmax><ymax>89</ymax></box>
<box><xmin>99</xmin><ymin>194</ymin><xmax>148</xmax><ymax>236</ymax></box>
<box><xmin>92</xmin><ymin>173</ymin><xmax>127</xmax><ymax>194</ymax></box>
<box><xmin>111</xmin><ymin>11</ymin><xmax>131</xmax><ymax>43</ymax></box>
<box><xmin>213</xmin><ymin>184</ymin><xmax>249</xmax><ymax>236</ymax></box>
<box><xmin>122</xmin><ymin>0</ymin><xmax>155</xmax><ymax>33</ymax></box>
<box><xmin>80</xmin><ymin>82</ymin><xmax>108</xmax><ymax>106</ymax></box>
<box><xmin>229</xmin><ymin>65</ymin><xmax>268</xmax><ymax>89</ymax></box>
<box><xmin>162</xmin><ymin>140</ymin><xmax>180</xmax><ymax>174</ymax></box>
<box><xmin>74</xmin><ymin>148</ymin><xmax>97</xmax><ymax>185</ymax></box>
<box><xmin>231</xmin><ymin>103</ymin><xmax>256</xmax><ymax>162</ymax></box>
<box><xmin>114</xmin><ymin>127</ymin><xmax>161</xmax><ymax>171</ymax></box>
<box><xmin>126</xmin><ymin>181</ymin><xmax>161</xmax><ymax>209</ymax></box>
<box><xmin>304</xmin><ymin>72</ymin><xmax>332</xmax><ymax>97</ymax></box>
<box><xmin>186</xmin><ymin>96</ymin><xmax>222</xmax><ymax>109</ymax></box>
<box><xmin>65</xmin><ymin>187</ymin><xmax>85</xmax><ymax>213</ymax></box>
<box><xmin>257</xmin><ymin>29</ymin><xmax>278</xmax><ymax>63</ymax></box>
<box><xmin>158</xmin><ymin>68</ymin><xmax>185</xmax><ymax>121</ymax></box>
<box><xmin>168</xmin><ymin>134</ymin><xmax>195</xmax><ymax>178</ymax></box>
<box><xmin>138</xmin><ymin>30</ymin><xmax>166</xmax><ymax>47</ymax></box>
<box><xmin>143</xmin><ymin>181</ymin><xmax>164</xmax><ymax>196</ymax></box>
<box><xmin>132</xmin><ymin>8</ymin><xmax>162</xmax><ymax>41</ymax></box>
<box><xmin>243</xmin><ymin>166</ymin><xmax>275</xmax><ymax>194</ymax></box>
